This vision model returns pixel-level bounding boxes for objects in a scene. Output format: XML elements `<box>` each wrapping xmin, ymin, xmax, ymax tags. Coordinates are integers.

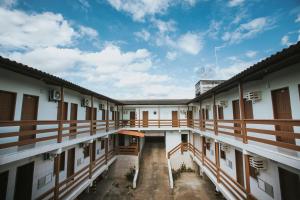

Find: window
<box><xmin>181</xmin><ymin>134</ymin><xmax>188</xmax><ymax>143</ymax></box>
<box><xmin>53</xmin><ymin>151</ymin><xmax>65</xmax><ymax>172</ymax></box>
<box><xmin>101</xmin><ymin>140</ymin><xmax>105</xmax><ymax>149</ymax></box>
<box><xmin>83</xmin><ymin>146</ymin><xmax>89</xmax><ymax>158</ymax></box>
<box><xmin>206</xmin><ymin>142</ymin><xmax>210</xmax><ymax>150</ymax></box>
<box><xmin>0</xmin><ymin>90</ymin><xmax>16</xmax><ymax>121</ymax></box>
<box><xmin>220</xmin><ymin>150</ymin><xmax>226</xmax><ymax>159</ymax></box>
<box><xmin>218</xmin><ymin>106</ymin><xmax>224</xmax><ymax>120</ymax></box>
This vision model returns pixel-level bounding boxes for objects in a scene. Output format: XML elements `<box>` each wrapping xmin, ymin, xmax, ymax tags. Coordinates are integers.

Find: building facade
<box><xmin>0</xmin><ymin>42</ymin><xmax>300</xmax><ymax>200</ymax></box>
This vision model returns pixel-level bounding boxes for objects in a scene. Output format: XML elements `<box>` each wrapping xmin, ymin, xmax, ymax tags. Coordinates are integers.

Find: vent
<box><xmin>245</xmin><ymin>91</ymin><xmax>262</xmax><ymax>103</ymax></box>
<box><xmin>249</xmin><ymin>156</ymin><xmax>267</xmax><ymax>169</ymax></box>
<box><xmin>99</xmin><ymin>104</ymin><xmax>104</xmax><ymax>110</ymax></box>
<box><xmin>220</xmin><ymin>143</ymin><xmax>230</xmax><ymax>152</ymax></box>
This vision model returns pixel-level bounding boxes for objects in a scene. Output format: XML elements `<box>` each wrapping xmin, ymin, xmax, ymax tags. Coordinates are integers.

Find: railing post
<box><xmin>215</xmin><ymin>141</ymin><xmax>220</xmax><ymax>183</ymax></box>
<box><xmin>106</xmin><ymin>100</ymin><xmax>109</xmax><ymax>132</ymax></box>
<box><xmin>58</xmin><ymin>86</ymin><xmax>64</xmax><ymax>143</ymax></box>
<box><xmin>54</xmin><ymin>152</ymin><xmax>61</xmax><ymax>200</ymax></box>
<box><xmin>105</xmin><ymin>138</ymin><xmax>108</xmax><ymax>164</ymax></box>
<box><xmin>199</xmin><ymin>101</ymin><xmax>203</xmax><ymax>131</ymax></box>
<box><xmin>213</xmin><ymin>93</ymin><xmax>218</xmax><ymax>135</ymax></box>
<box><xmin>121</xmin><ymin>106</ymin><xmax>124</xmax><ymax>127</ymax></box>
<box><xmin>243</xmin><ymin>150</ymin><xmax>251</xmax><ymax>197</ymax></box>
<box><xmin>116</xmin><ymin>105</ymin><xmax>119</xmax><ymax>129</ymax></box>
<box><xmin>89</xmin><ymin>140</ymin><xmax>93</xmax><ymax>179</ymax></box>
<box><xmin>158</xmin><ymin>106</ymin><xmax>160</xmax><ymax>128</ymax></box>
<box><xmin>201</xmin><ymin>136</ymin><xmax>205</xmax><ymax>165</ymax></box>
<box><xmin>238</xmin><ymin>82</ymin><xmax>247</xmax><ymax>143</ymax></box>
<box><xmin>90</xmin><ymin>95</ymin><xmax>94</xmax><ymax>135</ymax></box>
<box><xmin>178</xmin><ymin>106</ymin><xmax>181</xmax><ymax>127</ymax></box>
<box><xmin>138</xmin><ymin>107</ymin><xmax>140</xmax><ymax>128</ymax></box>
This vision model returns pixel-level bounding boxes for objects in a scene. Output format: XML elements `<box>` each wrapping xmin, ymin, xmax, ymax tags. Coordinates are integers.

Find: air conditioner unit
<box><xmin>245</xmin><ymin>91</ymin><xmax>262</xmax><ymax>103</ymax></box>
<box><xmin>99</xmin><ymin>104</ymin><xmax>105</xmax><ymax>110</ymax></box>
<box><xmin>110</xmin><ymin>106</ymin><xmax>114</xmax><ymax>111</ymax></box>
<box><xmin>49</xmin><ymin>89</ymin><xmax>61</xmax><ymax>102</ymax></box>
<box><xmin>218</xmin><ymin>100</ymin><xmax>228</xmax><ymax>108</ymax></box>
<box><xmin>81</xmin><ymin>98</ymin><xmax>89</xmax><ymax>107</ymax></box>
<box><xmin>220</xmin><ymin>143</ymin><xmax>230</xmax><ymax>152</ymax></box>
<box><xmin>43</xmin><ymin>153</ymin><xmax>55</xmax><ymax>161</ymax></box>
<box><xmin>205</xmin><ymin>138</ymin><xmax>212</xmax><ymax>143</ymax></box>
<box><xmin>249</xmin><ymin>156</ymin><xmax>267</xmax><ymax>170</ymax></box>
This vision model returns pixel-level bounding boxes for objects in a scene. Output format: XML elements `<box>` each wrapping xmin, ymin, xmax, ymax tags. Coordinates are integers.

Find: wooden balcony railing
<box><xmin>116</xmin><ymin>144</ymin><xmax>139</xmax><ymax>155</ymax></box>
<box><xmin>168</xmin><ymin>142</ymin><xmax>248</xmax><ymax>200</ymax></box>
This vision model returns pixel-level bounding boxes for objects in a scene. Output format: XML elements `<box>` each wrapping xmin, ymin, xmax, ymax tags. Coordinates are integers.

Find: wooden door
<box><xmin>279</xmin><ymin>167</ymin><xmax>300</xmax><ymax>200</ymax></box>
<box><xmin>244</xmin><ymin>100</ymin><xmax>253</xmax><ymax>119</ymax></box>
<box><xmin>92</xmin><ymin>141</ymin><xmax>96</xmax><ymax>162</ymax></box>
<box><xmin>172</xmin><ymin>111</ymin><xmax>178</xmax><ymax>127</ymax></box>
<box><xmin>0</xmin><ymin>90</ymin><xmax>16</xmax><ymax>121</ymax></box>
<box><xmin>102</xmin><ymin>109</ymin><xmax>106</xmax><ymax>120</ymax></box>
<box><xmin>232</xmin><ymin>100</ymin><xmax>241</xmax><ymax>134</ymax></box>
<box><xmin>14</xmin><ymin>162</ymin><xmax>34</xmax><ymax>200</ymax></box>
<box><xmin>0</xmin><ymin>171</ymin><xmax>8</xmax><ymax>200</ymax></box>
<box><xmin>19</xmin><ymin>95</ymin><xmax>39</xmax><ymax>142</ymax></box>
<box><xmin>218</xmin><ymin>106</ymin><xmax>224</xmax><ymax>120</ymax></box>
<box><xmin>57</xmin><ymin>102</ymin><xmax>68</xmax><ymax>120</ymax></box>
<box><xmin>70</xmin><ymin>103</ymin><xmax>78</xmax><ymax>135</ymax></box>
<box><xmin>143</xmin><ymin>111</ymin><xmax>148</xmax><ymax>127</ymax></box>
<box><xmin>93</xmin><ymin>108</ymin><xmax>97</xmax><ymax>133</ymax></box>
<box><xmin>272</xmin><ymin>88</ymin><xmax>294</xmax><ymax>144</ymax></box>
<box><xmin>201</xmin><ymin>108</ymin><xmax>206</xmax><ymax>128</ymax></box>
<box><xmin>67</xmin><ymin>148</ymin><xmax>75</xmax><ymax>178</ymax></box>
<box><xmin>187</xmin><ymin>110</ymin><xmax>193</xmax><ymax>127</ymax></box>
<box><xmin>130</xmin><ymin>111</ymin><xmax>135</xmax><ymax>127</ymax></box>
<box><xmin>86</xmin><ymin>107</ymin><xmax>91</xmax><ymax>120</ymax></box>
<box><xmin>118</xmin><ymin>134</ymin><xmax>125</xmax><ymax>146</ymax></box>
<box><xmin>235</xmin><ymin>150</ymin><xmax>245</xmax><ymax>187</ymax></box>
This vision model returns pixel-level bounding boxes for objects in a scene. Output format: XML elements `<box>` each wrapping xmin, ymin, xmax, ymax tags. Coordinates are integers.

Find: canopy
<box><xmin>117</xmin><ymin>130</ymin><xmax>145</xmax><ymax>137</ymax></box>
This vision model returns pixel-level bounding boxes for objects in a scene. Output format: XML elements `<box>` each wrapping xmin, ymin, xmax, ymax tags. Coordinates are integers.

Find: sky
<box><xmin>0</xmin><ymin>0</ymin><xmax>299</xmax><ymax>100</ymax></box>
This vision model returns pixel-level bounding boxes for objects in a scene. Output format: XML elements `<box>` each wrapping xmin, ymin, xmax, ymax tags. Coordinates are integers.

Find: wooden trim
<box><xmin>58</xmin><ymin>86</ymin><xmax>64</xmax><ymax>143</ymax></box>
<box><xmin>90</xmin><ymin>96</ymin><xmax>94</xmax><ymax>135</ymax></box>
<box><xmin>244</xmin><ymin>154</ymin><xmax>251</xmax><ymax>197</ymax></box>
<box><xmin>106</xmin><ymin>101</ymin><xmax>109</xmax><ymax>131</ymax></box>
<box><xmin>238</xmin><ymin>82</ymin><xmax>247</xmax><ymax>143</ymax></box>
<box><xmin>54</xmin><ymin>154</ymin><xmax>61</xmax><ymax>200</ymax></box>
<box><xmin>215</xmin><ymin>142</ymin><xmax>220</xmax><ymax>183</ymax></box>
<box><xmin>213</xmin><ymin>93</ymin><xmax>218</xmax><ymax>135</ymax></box>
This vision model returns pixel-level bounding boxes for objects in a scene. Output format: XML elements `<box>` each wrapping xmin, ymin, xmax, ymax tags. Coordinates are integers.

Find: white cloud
<box><xmin>281</xmin><ymin>35</ymin><xmax>292</xmax><ymax>46</ymax></box>
<box><xmin>228</xmin><ymin>0</ymin><xmax>244</xmax><ymax>7</ymax></box>
<box><xmin>222</xmin><ymin>17</ymin><xmax>275</xmax><ymax>44</ymax></box>
<box><xmin>295</xmin><ymin>14</ymin><xmax>300</xmax><ymax>23</ymax></box>
<box><xmin>151</xmin><ymin>18</ymin><xmax>176</xmax><ymax>34</ymax></box>
<box><xmin>177</xmin><ymin>32</ymin><xmax>202</xmax><ymax>55</ymax></box>
<box><xmin>0</xmin><ymin>0</ymin><xmax>17</xmax><ymax>8</ymax></box>
<box><xmin>134</xmin><ymin>29</ymin><xmax>150</xmax><ymax>41</ymax></box>
<box><xmin>106</xmin><ymin>0</ymin><xmax>172</xmax><ymax>21</ymax></box>
<box><xmin>245</xmin><ymin>50</ymin><xmax>257</xmax><ymax>58</ymax></box>
<box><xmin>166</xmin><ymin>51</ymin><xmax>177</xmax><ymax>60</ymax></box>
<box><xmin>79</xmin><ymin>25</ymin><xmax>98</xmax><ymax>38</ymax></box>
<box><xmin>0</xmin><ymin>8</ymin><xmax>78</xmax><ymax>49</ymax></box>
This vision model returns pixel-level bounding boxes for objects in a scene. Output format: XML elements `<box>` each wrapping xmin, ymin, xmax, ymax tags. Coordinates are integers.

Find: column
<box><xmin>215</xmin><ymin>140</ymin><xmax>220</xmax><ymax>183</ymax></box>
<box><xmin>54</xmin><ymin>150</ymin><xmax>61</xmax><ymax>200</ymax></box>
<box><xmin>243</xmin><ymin>150</ymin><xmax>251</xmax><ymax>197</ymax></box>
<box><xmin>213</xmin><ymin>93</ymin><xmax>218</xmax><ymax>135</ymax></box>
<box><xmin>238</xmin><ymin>82</ymin><xmax>247</xmax><ymax>143</ymax></box>
<box><xmin>58</xmin><ymin>86</ymin><xmax>64</xmax><ymax>143</ymax></box>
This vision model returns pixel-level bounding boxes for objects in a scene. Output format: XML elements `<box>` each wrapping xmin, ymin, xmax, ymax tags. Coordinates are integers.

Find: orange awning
<box><xmin>117</xmin><ymin>130</ymin><xmax>145</xmax><ymax>137</ymax></box>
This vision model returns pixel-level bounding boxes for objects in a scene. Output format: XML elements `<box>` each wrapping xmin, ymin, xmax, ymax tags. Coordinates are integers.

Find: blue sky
<box><xmin>0</xmin><ymin>0</ymin><xmax>299</xmax><ymax>99</ymax></box>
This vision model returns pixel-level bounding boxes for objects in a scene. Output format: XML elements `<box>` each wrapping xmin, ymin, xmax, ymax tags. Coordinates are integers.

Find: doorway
<box><xmin>0</xmin><ymin>90</ymin><xmax>16</xmax><ymax>121</ymax></box>
<box><xmin>232</xmin><ymin>100</ymin><xmax>241</xmax><ymax>134</ymax></box>
<box><xmin>172</xmin><ymin>111</ymin><xmax>179</xmax><ymax>127</ymax></box>
<box><xmin>19</xmin><ymin>94</ymin><xmax>39</xmax><ymax>143</ymax></box>
<box><xmin>67</xmin><ymin>148</ymin><xmax>75</xmax><ymax>178</ymax></box>
<box><xmin>187</xmin><ymin>110</ymin><xmax>193</xmax><ymax>127</ymax></box>
<box><xmin>130</xmin><ymin>111</ymin><xmax>136</xmax><ymax>127</ymax></box>
<box><xmin>14</xmin><ymin>162</ymin><xmax>34</xmax><ymax>200</ymax></box>
<box><xmin>279</xmin><ymin>167</ymin><xmax>300</xmax><ymax>200</ymax></box>
<box><xmin>143</xmin><ymin>111</ymin><xmax>148</xmax><ymax>127</ymax></box>
<box><xmin>0</xmin><ymin>170</ymin><xmax>8</xmax><ymax>200</ymax></box>
<box><xmin>271</xmin><ymin>88</ymin><xmax>294</xmax><ymax>144</ymax></box>
<box><xmin>70</xmin><ymin>103</ymin><xmax>78</xmax><ymax>136</ymax></box>
<box><xmin>235</xmin><ymin>150</ymin><xmax>245</xmax><ymax>187</ymax></box>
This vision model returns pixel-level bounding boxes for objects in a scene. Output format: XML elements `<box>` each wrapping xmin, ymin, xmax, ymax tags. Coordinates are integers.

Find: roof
<box><xmin>189</xmin><ymin>41</ymin><xmax>300</xmax><ymax>103</ymax></box>
<box><xmin>0</xmin><ymin>56</ymin><xmax>121</xmax><ymax>105</ymax></box>
<box><xmin>117</xmin><ymin>130</ymin><xmax>145</xmax><ymax>137</ymax></box>
<box><xmin>120</xmin><ymin>99</ymin><xmax>191</xmax><ymax>105</ymax></box>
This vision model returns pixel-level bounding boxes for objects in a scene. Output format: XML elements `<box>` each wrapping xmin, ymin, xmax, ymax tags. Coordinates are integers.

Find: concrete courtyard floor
<box><xmin>77</xmin><ymin>142</ymin><xmax>224</xmax><ymax>200</ymax></box>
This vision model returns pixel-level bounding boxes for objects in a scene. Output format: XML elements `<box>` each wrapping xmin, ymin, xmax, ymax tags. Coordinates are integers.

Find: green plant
<box><xmin>125</xmin><ymin>167</ymin><xmax>135</xmax><ymax>182</ymax></box>
<box><xmin>180</xmin><ymin>163</ymin><xmax>187</xmax><ymax>172</ymax></box>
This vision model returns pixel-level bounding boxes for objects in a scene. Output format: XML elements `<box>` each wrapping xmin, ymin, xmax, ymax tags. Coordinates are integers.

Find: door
<box><xmin>92</xmin><ymin>108</ymin><xmax>97</xmax><ymax>133</ymax></box>
<box><xmin>67</xmin><ymin>148</ymin><xmax>75</xmax><ymax>178</ymax></box>
<box><xmin>0</xmin><ymin>90</ymin><xmax>16</xmax><ymax>121</ymax></box>
<box><xmin>130</xmin><ymin>111</ymin><xmax>135</xmax><ymax>127</ymax></box>
<box><xmin>57</xmin><ymin>102</ymin><xmax>68</xmax><ymax>120</ymax></box>
<box><xmin>143</xmin><ymin>111</ymin><xmax>148</xmax><ymax>127</ymax></box>
<box><xmin>235</xmin><ymin>150</ymin><xmax>245</xmax><ymax>187</ymax></box>
<box><xmin>232</xmin><ymin>100</ymin><xmax>241</xmax><ymax>134</ymax></box>
<box><xmin>102</xmin><ymin>109</ymin><xmax>106</xmax><ymax>120</ymax></box>
<box><xmin>279</xmin><ymin>167</ymin><xmax>300</xmax><ymax>200</ymax></box>
<box><xmin>19</xmin><ymin>95</ymin><xmax>39</xmax><ymax>142</ymax></box>
<box><xmin>218</xmin><ymin>106</ymin><xmax>224</xmax><ymax>120</ymax></box>
<box><xmin>92</xmin><ymin>141</ymin><xmax>96</xmax><ymax>162</ymax></box>
<box><xmin>244</xmin><ymin>100</ymin><xmax>253</xmax><ymax>119</ymax></box>
<box><xmin>118</xmin><ymin>134</ymin><xmax>125</xmax><ymax>146</ymax></box>
<box><xmin>14</xmin><ymin>162</ymin><xmax>34</xmax><ymax>200</ymax></box>
<box><xmin>86</xmin><ymin>107</ymin><xmax>91</xmax><ymax>120</ymax></box>
<box><xmin>0</xmin><ymin>171</ymin><xmax>8</xmax><ymax>200</ymax></box>
<box><xmin>70</xmin><ymin>103</ymin><xmax>78</xmax><ymax>135</ymax></box>
<box><xmin>172</xmin><ymin>111</ymin><xmax>178</xmax><ymax>127</ymax></box>
<box><xmin>201</xmin><ymin>109</ymin><xmax>206</xmax><ymax>128</ymax></box>
<box><xmin>187</xmin><ymin>110</ymin><xmax>193</xmax><ymax>127</ymax></box>
<box><xmin>272</xmin><ymin>88</ymin><xmax>294</xmax><ymax>144</ymax></box>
